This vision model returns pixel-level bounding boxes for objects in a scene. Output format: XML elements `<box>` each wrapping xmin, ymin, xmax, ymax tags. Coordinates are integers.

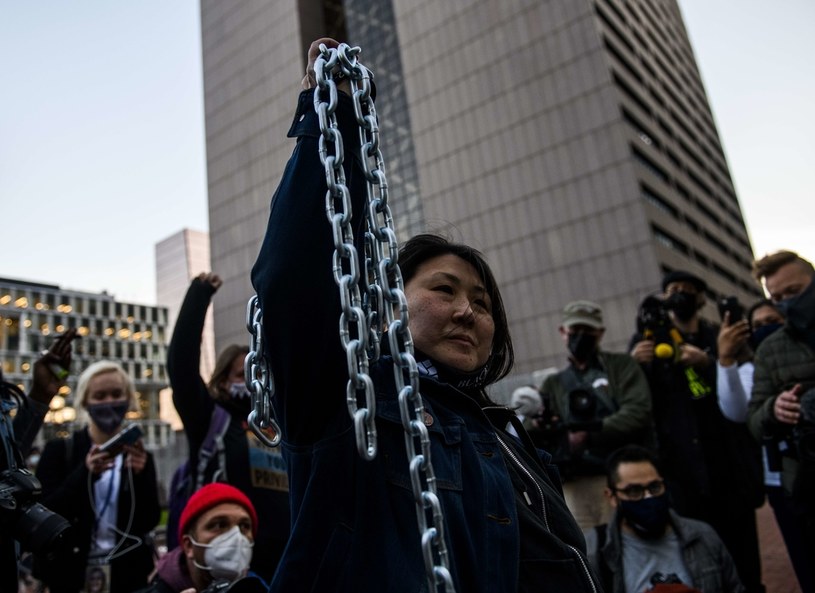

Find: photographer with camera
<box><xmin>718</xmin><ymin>298</ymin><xmax>812</xmax><ymax>593</ymax></box>
<box><xmin>629</xmin><ymin>271</ymin><xmax>764</xmax><ymax>593</ymax></box>
<box><xmin>539</xmin><ymin>300</ymin><xmax>655</xmax><ymax>529</ymax></box>
<box><xmin>749</xmin><ymin>250</ymin><xmax>815</xmax><ymax>593</ymax></box>
<box><xmin>2</xmin><ymin>332</ymin><xmax>79</xmax><ymax>592</ymax></box>
<box><xmin>138</xmin><ymin>483</ymin><xmax>266</xmax><ymax>593</ymax></box>
<box><xmin>34</xmin><ymin>360</ymin><xmax>160</xmax><ymax>593</ymax></box>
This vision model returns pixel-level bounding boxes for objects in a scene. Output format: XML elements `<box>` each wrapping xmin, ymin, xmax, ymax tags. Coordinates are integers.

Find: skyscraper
<box><xmin>155</xmin><ymin>228</ymin><xmax>215</xmax><ymax>379</ymax></box>
<box><xmin>201</xmin><ymin>0</ymin><xmax>760</xmax><ymax>380</ymax></box>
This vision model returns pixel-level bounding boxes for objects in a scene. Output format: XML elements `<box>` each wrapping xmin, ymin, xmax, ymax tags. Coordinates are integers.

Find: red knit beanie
<box><xmin>178</xmin><ymin>483</ymin><xmax>258</xmax><ymax>542</ymax></box>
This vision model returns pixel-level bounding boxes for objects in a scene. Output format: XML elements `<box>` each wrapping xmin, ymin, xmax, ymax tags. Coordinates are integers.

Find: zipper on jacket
<box><xmin>496</xmin><ymin>434</ymin><xmax>599</xmax><ymax>593</ymax></box>
<box><xmin>496</xmin><ymin>434</ymin><xmax>549</xmax><ymax>531</ymax></box>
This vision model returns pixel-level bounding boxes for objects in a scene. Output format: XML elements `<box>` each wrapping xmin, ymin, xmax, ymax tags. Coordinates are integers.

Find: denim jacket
<box><xmin>252</xmin><ymin>90</ymin><xmax>597</xmax><ymax>592</ymax></box>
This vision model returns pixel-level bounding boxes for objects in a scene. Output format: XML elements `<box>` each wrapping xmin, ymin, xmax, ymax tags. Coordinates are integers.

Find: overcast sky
<box><xmin>1</xmin><ymin>1</ymin><xmax>813</xmax><ymax>305</ymax></box>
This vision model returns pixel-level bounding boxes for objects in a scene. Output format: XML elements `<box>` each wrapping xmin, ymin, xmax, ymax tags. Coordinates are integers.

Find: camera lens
<box><xmin>569</xmin><ymin>389</ymin><xmax>595</xmax><ymax>414</ymax></box>
<box><xmin>14</xmin><ymin>502</ymin><xmax>73</xmax><ymax>559</ymax></box>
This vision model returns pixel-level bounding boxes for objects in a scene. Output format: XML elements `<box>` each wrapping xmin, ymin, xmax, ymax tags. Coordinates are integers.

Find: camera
<box><xmin>0</xmin><ymin>371</ymin><xmax>72</xmax><ymax>563</ymax></box>
<box><xmin>636</xmin><ymin>295</ymin><xmax>681</xmax><ymax>362</ymax></box>
<box><xmin>0</xmin><ymin>468</ymin><xmax>72</xmax><ymax>559</ymax></box>
<box><xmin>566</xmin><ymin>388</ymin><xmax>603</xmax><ymax>432</ymax></box>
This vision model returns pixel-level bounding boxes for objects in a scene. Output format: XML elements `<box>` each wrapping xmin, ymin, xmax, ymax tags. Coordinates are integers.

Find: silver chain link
<box><xmin>245</xmin><ymin>294</ymin><xmax>281</xmax><ymax>447</ymax></box>
<box><xmin>314</xmin><ymin>42</ymin><xmax>455</xmax><ymax>593</ymax></box>
<box><xmin>244</xmin><ymin>42</ymin><xmax>455</xmax><ymax>593</ymax></box>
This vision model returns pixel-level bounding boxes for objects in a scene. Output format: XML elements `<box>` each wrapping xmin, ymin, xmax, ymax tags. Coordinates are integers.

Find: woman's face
<box><xmin>405</xmin><ymin>254</ymin><xmax>495</xmax><ymax>372</ymax></box>
<box><xmin>86</xmin><ymin>371</ymin><xmax>128</xmax><ymax>407</ymax></box>
<box><xmin>222</xmin><ymin>354</ymin><xmax>246</xmax><ymax>390</ymax></box>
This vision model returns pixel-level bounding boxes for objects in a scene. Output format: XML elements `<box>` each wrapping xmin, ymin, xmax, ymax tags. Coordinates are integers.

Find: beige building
<box><xmin>155</xmin><ymin>228</ymin><xmax>215</xmax><ymax>429</ymax></box>
<box><xmin>201</xmin><ymin>0</ymin><xmax>761</xmax><ymax>390</ymax></box>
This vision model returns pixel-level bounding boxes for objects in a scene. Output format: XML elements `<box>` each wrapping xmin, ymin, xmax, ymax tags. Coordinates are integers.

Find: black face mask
<box><xmin>750</xmin><ymin>322</ymin><xmax>783</xmax><ymax>349</ymax></box>
<box><xmin>619</xmin><ymin>493</ymin><xmax>670</xmax><ymax>539</ymax></box>
<box><xmin>567</xmin><ymin>332</ymin><xmax>598</xmax><ymax>362</ymax></box>
<box><xmin>665</xmin><ymin>292</ymin><xmax>698</xmax><ymax>322</ymax></box>
<box><xmin>786</xmin><ymin>277</ymin><xmax>815</xmax><ymax>346</ymax></box>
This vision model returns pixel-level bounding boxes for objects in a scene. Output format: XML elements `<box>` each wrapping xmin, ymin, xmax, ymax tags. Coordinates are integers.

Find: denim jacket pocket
<box><xmin>377</xmin><ymin>399</ymin><xmax>464</xmax><ymax>492</ymax></box>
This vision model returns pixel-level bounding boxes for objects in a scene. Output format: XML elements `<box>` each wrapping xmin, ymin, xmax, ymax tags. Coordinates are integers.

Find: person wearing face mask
<box><xmin>749</xmin><ymin>250</ymin><xmax>815</xmax><ymax>593</ymax></box>
<box><xmin>166</xmin><ymin>272</ymin><xmax>290</xmax><ymax>581</ymax></box>
<box><xmin>583</xmin><ymin>445</ymin><xmax>744</xmax><ymax>593</ymax></box>
<box><xmin>538</xmin><ymin>301</ymin><xmax>655</xmax><ymax>529</ymax></box>
<box><xmin>34</xmin><ymin>361</ymin><xmax>160</xmax><ymax>593</ymax></box>
<box><xmin>629</xmin><ymin>271</ymin><xmax>764</xmax><ymax>593</ymax></box>
<box><xmin>247</xmin><ymin>38</ymin><xmax>601</xmax><ymax>593</ymax></box>
<box><xmin>718</xmin><ymin>298</ymin><xmax>812</xmax><ymax>593</ymax></box>
<box><xmin>137</xmin><ymin>483</ymin><xmax>265</xmax><ymax>593</ymax></box>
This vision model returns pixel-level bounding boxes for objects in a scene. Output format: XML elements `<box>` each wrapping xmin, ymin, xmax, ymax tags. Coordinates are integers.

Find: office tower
<box><xmin>0</xmin><ymin>276</ymin><xmax>169</xmax><ymax>444</ymax></box>
<box><xmin>155</xmin><ymin>228</ymin><xmax>215</xmax><ymax>430</ymax></box>
<box><xmin>201</xmin><ymin>0</ymin><xmax>760</xmax><ymax>380</ymax></box>
<box><xmin>155</xmin><ymin>228</ymin><xmax>215</xmax><ymax>379</ymax></box>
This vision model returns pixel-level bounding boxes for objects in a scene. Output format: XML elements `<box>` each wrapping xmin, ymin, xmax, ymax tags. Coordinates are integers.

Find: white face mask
<box><xmin>191</xmin><ymin>525</ymin><xmax>254</xmax><ymax>581</ymax></box>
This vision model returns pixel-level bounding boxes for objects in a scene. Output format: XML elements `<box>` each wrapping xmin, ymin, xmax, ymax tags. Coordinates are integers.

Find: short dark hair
<box><xmin>753</xmin><ymin>250</ymin><xmax>814</xmax><ymax>281</ymax></box>
<box><xmin>605</xmin><ymin>445</ymin><xmax>661</xmax><ymax>489</ymax></box>
<box><xmin>747</xmin><ymin>299</ymin><xmax>781</xmax><ymax>324</ymax></box>
<box><xmin>398</xmin><ymin>234</ymin><xmax>514</xmax><ymax>386</ymax></box>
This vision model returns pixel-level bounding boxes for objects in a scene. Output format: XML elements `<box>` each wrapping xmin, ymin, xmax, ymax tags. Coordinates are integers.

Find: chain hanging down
<box><xmin>313</xmin><ymin>42</ymin><xmax>455</xmax><ymax>593</ymax></box>
<box><xmin>245</xmin><ymin>295</ymin><xmax>281</xmax><ymax>448</ymax></box>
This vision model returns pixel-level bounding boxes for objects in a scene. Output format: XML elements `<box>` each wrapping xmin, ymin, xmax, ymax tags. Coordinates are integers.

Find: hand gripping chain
<box><xmin>313</xmin><ymin>42</ymin><xmax>456</xmax><ymax>593</ymax></box>
<box><xmin>244</xmin><ymin>43</ymin><xmax>455</xmax><ymax>593</ymax></box>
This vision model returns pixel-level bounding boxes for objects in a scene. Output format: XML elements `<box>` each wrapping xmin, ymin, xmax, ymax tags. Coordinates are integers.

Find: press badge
<box><xmin>81</xmin><ymin>559</ymin><xmax>111</xmax><ymax>593</ymax></box>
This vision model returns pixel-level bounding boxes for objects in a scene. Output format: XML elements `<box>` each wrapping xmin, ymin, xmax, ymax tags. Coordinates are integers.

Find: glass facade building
<box><xmin>0</xmin><ymin>276</ymin><xmax>169</xmax><ymax>441</ymax></box>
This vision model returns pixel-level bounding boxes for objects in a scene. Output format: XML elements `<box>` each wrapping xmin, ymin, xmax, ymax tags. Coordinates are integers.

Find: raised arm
<box><xmin>251</xmin><ymin>39</ymin><xmax>368</xmax><ymax>445</ymax></box>
<box><xmin>168</xmin><ymin>273</ymin><xmax>220</xmax><ymax>445</ymax></box>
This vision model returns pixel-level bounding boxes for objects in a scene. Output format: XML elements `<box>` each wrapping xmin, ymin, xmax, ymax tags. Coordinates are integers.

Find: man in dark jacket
<box><xmin>539</xmin><ymin>300</ymin><xmax>654</xmax><ymax>529</ymax></box>
<box><xmin>629</xmin><ymin>270</ymin><xmax>764</xmax><ymax>593</ymax></box>
<box><xmin>584</xmin><ymin>445</ymin><xmax>743</xmax><ymax>593</ymax></box>
<box><xmin>749</xmin><ymin>250</ymin><xmax>815</xmax><ymax>592</ymax></box>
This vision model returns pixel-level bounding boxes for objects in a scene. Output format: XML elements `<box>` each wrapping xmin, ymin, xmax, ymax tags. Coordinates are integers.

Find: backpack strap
<box><xmin>194</xmin><ymin>405</ymin><xmax>231</xmax><ymax>489</ymax></box>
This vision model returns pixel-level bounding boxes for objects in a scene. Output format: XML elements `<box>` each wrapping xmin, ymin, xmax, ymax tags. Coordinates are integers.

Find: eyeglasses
<box><xmin>612</xmin><ymin>479</ymin><xmax>665</xmax><ymax>500</ymax></box>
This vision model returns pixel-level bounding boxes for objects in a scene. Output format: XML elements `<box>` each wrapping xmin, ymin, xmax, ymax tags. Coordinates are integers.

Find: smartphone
<box><xmin>718</xmin><ymin>296</ymin><xmax>744</xmax><ymax>323</ymax></box>
<box><xmin>98</xmin><ymin>424</ymin><xmax>143</xmax><ymax>456</ymax></box>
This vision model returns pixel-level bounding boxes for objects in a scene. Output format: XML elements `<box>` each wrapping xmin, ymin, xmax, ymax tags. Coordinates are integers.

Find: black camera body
<box><xmin>0</xmin><ymin>467</ymin><xmax>71</xmax><ymax>559</ymax></box>
<box><xmin>637</xmin><ymin>295</ymin><xmax>681</xmax><ymax>363</ymax></box>
<box><xmin>566</xmin><ymin>388</ymin><xmax>603</xmax><ymax>432</ymax></box>
<box><xmin>0</xmin><ymin>372</ymin><xmax>72</xmax><ymax>568</ymax></box>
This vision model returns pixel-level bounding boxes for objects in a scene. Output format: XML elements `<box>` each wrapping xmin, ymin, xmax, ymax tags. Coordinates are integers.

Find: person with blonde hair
<box><xmin>35</xmin><ymin>360</ymin><xmax>160</xmax><ymax>593</ymax></box>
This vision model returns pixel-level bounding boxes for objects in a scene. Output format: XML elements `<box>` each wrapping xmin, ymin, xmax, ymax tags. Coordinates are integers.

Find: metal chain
<box><xmin>245</xmin><ymin>294</ymin><xmax>281</xmax><ymax>447</ymax></box>
<box><xmin>314</xmin><ymin>42</ymin><xmax>455</xmax><ymax>593</ymax></box>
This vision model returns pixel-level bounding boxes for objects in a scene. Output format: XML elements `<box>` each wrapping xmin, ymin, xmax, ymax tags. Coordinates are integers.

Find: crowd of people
<box><xmin>3</xmin><ymin>37</ymin><xmax>813</xmax><ymax>593</ymax></box>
